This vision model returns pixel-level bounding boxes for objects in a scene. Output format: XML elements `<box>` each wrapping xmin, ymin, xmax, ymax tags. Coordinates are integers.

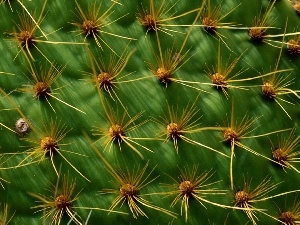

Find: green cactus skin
<box><xmin>1</xmin><ymin>0</ymin><xmax>300</xmax><ymax>224</ymax></box>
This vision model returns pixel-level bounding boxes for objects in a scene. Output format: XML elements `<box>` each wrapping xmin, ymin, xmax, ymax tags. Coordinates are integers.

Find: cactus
<box><xmin>1</xmin><ymin>0</ymin><xmax>300</xmax><ymax>224</ymax></box>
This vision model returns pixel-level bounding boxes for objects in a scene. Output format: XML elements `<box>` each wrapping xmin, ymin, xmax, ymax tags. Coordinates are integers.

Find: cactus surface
<box><xmin>1</xmin><ymin>0</ymin><xmax>300</xmax><ymax>224</ymax></box>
